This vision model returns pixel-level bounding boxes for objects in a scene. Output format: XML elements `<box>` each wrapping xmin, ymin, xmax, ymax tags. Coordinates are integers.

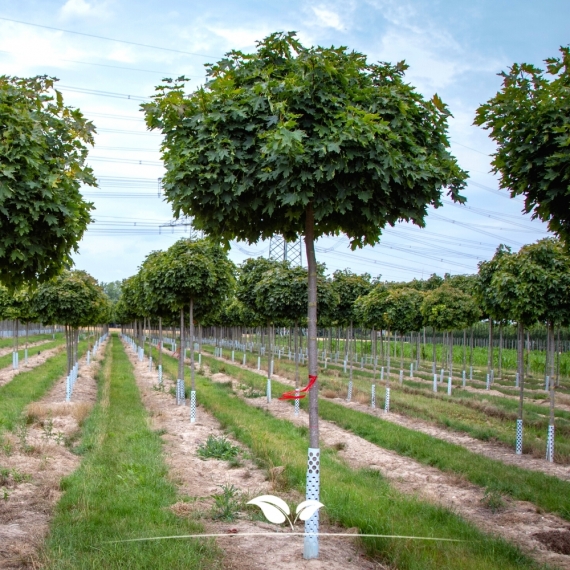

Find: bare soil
<box><xmin>0</xmin><ymin>342</ymin><xmax>106</xmax><ymax>569</ymax></box>
<box><xmin>207</xmin><ymin>365</ymin><xmax>570</xmax><ymax>570</ymax></box>
<box><xmin>125</xmin><ymin>345</ymin><xmax>386</xmax><ymax>569</ymax></box>
<box><xmin>0</xmin><ymin>345</ymin><xmax>66</xmax><ymax>389</ymax></box>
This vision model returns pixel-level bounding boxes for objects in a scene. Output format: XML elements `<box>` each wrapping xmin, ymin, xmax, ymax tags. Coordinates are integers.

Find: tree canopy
<box><xmin>0</xmin><ymin>76</ymin><xmax>96</xmax><ymax>289</ymax></box>
<box><xmin>143</xmin><ymin>32</ymin><xmax>467</xmax><ymax>247</ymax></box>
<box><xmin>421</xmin><ymin>285</ymin><xmax>479</xmax><ymax>332</ymax></box>
<box><xmin>475</xmin><ymin>47</ymin><xmax>570</xmax><ymax>243</ymax></box>
<box><xmin>332</xmin><ymin>270</ymin><xmax>372</xmax><ymax>325</ymax></box>
<box><xmin>33</xmin><ymin>270</ymin><xmax>109</xmax><ymax>328</ymax></box>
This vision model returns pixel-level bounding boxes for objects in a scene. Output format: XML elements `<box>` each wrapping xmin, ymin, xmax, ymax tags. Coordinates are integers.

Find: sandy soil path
<box><xmin>0</xmin><ymin>341</ymin><xmax>107</xmax><ymax>569</ymax></box>
<box><xmin>126</xmin><ymin>344</ymin><xmax>386</xmax><ymax>570</ymax></box>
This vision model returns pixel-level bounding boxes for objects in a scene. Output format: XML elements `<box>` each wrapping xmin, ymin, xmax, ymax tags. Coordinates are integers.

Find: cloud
<box><xmin>363</xmin><ymin>0</ymin><xmax>505</xmax><ymax>93</ymax></box>
<box><xmin>311</xmin><ymin>6</ymin><xmax>344</xmax><ymax>30</ymax></box>
<box><xmin>59</xmin><ymin>0</ymin><xmax>109</xmax><ymax>20</ymax></box>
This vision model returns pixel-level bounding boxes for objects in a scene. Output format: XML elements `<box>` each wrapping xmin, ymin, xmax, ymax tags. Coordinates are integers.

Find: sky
<box><xmin>0</xmin><ymin>0</ymin><xmax>566</xmax><ymax>284</ymax></box>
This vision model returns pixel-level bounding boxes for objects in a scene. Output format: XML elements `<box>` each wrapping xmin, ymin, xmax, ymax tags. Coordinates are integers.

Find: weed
<box><xmin>2</xmin><ymin>487</ymin><xmax>8</xmax><ymax>501</ymax></box>
<box><xmin>239</xmin><ymin>384</ymin><xmax>264</xmax><ymax>398</ymax></box>
<box><xmin>154</xmin><ymin>428</ymin><xmax>167</xmax><ymax>436</ymax></box>
<box><xmin>14</xmin><ymin>420</ymin><xmax>31</xmax><ymax>453</ymax></box>
<box><xmin>228</xmin><ymin>455</ymin><xmax>243</xmax><ymax>469</ymax></box>
<box><xmin>481</xmin><ymin>488</ymin><xmax>506</xmax><ymax>513</ymax></box>
<box><xmin>42</xmin><ymin>415</ymin><xmax>55</xmax><ymax>440</ymax></box>
<box><xmin>211</xmin><ymin>483</ymin><xmax>243</xmax><ymax>521</ymax></box>
<box><xmin>197</xmin><ymin>435</ymin><xmax>240</xmax><ymax>461</ymax></box>
<box><xmin>0</xmin><ymin>435</ymin><xmax>13</xmax><ymax>456</ymax></box>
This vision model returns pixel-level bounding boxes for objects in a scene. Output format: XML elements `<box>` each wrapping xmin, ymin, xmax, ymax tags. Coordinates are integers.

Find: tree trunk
<box><xmin>518</xmin><ymin>322</ymin><xmax>525</xmax><ymax>420</ymax></box>
<box><xmin>386</xmin><ymin>328</ymin><xmax>391</xmax><ymax>388</ymax></box>
<box><xmin>548</xmin><ymin>322</ymin><xmax>555</xmax><ymax>426</ymax></box>
<box><xmin>499</xmin><ymin>323</ymin><xmax>503</xmax><ymax>379</ymax></box>
<box><xmin>178</xmin><ymin>308</ymin><xmax>185</xmax><ymax>382</ymax></box>
<box><xmin>349</xmin><ymin>320</ymin><xmax>353</xmax><ymax>383</ymax></box>
<box><xmin>372</xmin><ymin>327</ymin><xmax>377</xmax><ymax>381</ymax></box>
<box><xmin>305</xmin><ymin>205</ymin><xmax>319</xmax><ymax>450</ymax></box>
<box><xmin>432</xmin><ymin>329</ymin><xmax>436</xmax><ymax>373</ymax></box>
<box><xmin>190</xmin><ymin>299</ymin><xmax>196</xmax><ymax>390</ymax></box>
<box><xmin>159</xmin><ymin>317</ymin><xmax>163</xmax><ymax>365</ymax></box>
<box><xmin>449</xmin><ymin>330</ymin><xmax>453</xmax><ymax>378</ymax></box>
<box><xmin>487</xmin><ymin>319</ymin><xmax>493</xmax><ymax>376</ymax></box>
<box><xmin>294</xmin><ymin>319</ymin><xmax>300</xmax><ymax>389</ymax></box>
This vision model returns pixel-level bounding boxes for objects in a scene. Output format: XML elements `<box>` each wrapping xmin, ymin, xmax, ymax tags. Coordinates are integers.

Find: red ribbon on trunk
<box><xmin>279</xmin><ymin>374</ymin><xmax>318</xmax><ymax>400</ymax></box>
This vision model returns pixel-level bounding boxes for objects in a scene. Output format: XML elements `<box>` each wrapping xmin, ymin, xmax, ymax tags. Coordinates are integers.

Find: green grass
<box><xmin>0</xmin><ymin>332</ymin><xmax>63</xmax><ymax>350</ymax></box>
<box><xmin>0</xmin><ymin>341</ymin><xmax>87</xmax><ymax>432</ymax></box>
<box><xmin>0</xmin><ymin>337</ymin><xmax>66</xmax><ymax>370</ymax></box>
<box><xmin>206</xmin><ymin>345</ymin><xmax>570</xmax><ymax>461</ymax></box>
<box><xmin>42</xmin><ymin>334</ymin><xmax>221</xmax><ymax>570</ymax></box>
<box><xmin>151</xmin><ymin>345</ymin><xmax>548</xmax><ymax>570</ymax></box>
<box><xmin>197</xmin><ymin>350</ymin><xmax>570</xmax><ymax>523</ymax></box>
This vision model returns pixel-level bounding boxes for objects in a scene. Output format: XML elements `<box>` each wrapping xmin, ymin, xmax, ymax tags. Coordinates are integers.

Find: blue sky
<box><xmin>0</xmin><ymin>0</ymin><xmax>566</xmax><ymax>283</ymax></box>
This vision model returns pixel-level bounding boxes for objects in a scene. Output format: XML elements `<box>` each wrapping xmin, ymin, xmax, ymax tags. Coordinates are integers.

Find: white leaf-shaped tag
<box><xmin>295</xmin><ymin>499</ymin><xmax>325</xmax><ymax>521</ymax></box>
<box><xmin>247</xmin><ymin>495</ymin><xmax>290</xmax><ymax>524</ymax></box>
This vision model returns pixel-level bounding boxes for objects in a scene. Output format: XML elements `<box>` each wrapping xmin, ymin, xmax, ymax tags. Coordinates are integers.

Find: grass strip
<box><xmin>0</xmin><ymin>341</ymin><xmax>87</xmax><ymax>432</ymax></box>
<box><xmin>0</xmin><ymin>332</ymin><xmax>62</xmax><ymax>350</ymax></box>
<box><xmin>199</xmin><ymin>351</ymin><xmax>570</xmax><ymax>523</ymax></box>
<box><xmin>205</xmin><ymin>346</ymin><xmax>570</xmax><ymax>460</ymax></box>
<box><xmin>152</xmin><ymin>346</ymin><xmax>547</xmax><ymax>570</ymax></box>
<box><xmin>0</xmin><ymin>337</ymin><xmax>65</xmax><ymax>370</ymax></box>
<box><xmin>42</xmin><ymin>335</ymin><xmax>221</xmax><ymax>570</ymax></box>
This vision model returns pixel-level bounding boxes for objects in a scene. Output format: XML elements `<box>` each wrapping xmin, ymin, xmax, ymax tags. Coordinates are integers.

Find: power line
<box><xmin>442</xmin><ymin>200</ymin><xmax>549</xmax><ymax>233</ymax></box>
<box><xmin>429</xmin><ymin>213</ymin><xmax>525</xmax><ymax>247</ymax></box>
<box><xmin>58</xmin><ymin>84</ymin><xmax>151</xmax><ymax>101</ymax></box>
<box><xmin>0</xmin><ymin>16</ymin><xmax>219</xmax><ymax>58</ymax></box>
<box><xmin>95</xmin><ymin>128</ymin><xmax>158</xmax><ymax>136</ymax></box>
<box><xmin>89</xmin><ymin>156</ymin><xmax>162</xmax><ymax>165</ymax></box>
<box><xmin>86</xmin><ymin>112</ymin><xmax>145</xmax><ymax>122</ymax></box>
<box><xmin>0</xmin><ymin>49</ymin><xmax>179</xmax><ymax>75</ymax></box>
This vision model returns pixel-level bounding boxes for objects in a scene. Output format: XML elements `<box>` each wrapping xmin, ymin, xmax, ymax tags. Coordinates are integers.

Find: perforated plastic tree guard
<box><xmin>546</xmin><ymin>424</ymin><xmax>555</xmax><ymax>462</ymax></box>
<box><xmin>346</xmin><ymin>381</ymin><xmax>353</xmax><ymax>402</ymax></box>
<box><xmin>384</xmin><ymin>386</ymin><xmax>390</xmax><ymax>413</ymax></box>
<box><xmin>304</xmin><ymin>448</ymin><xmax>320</xmax><ymax>559</ymax></box>
<box><xmin>190</xmin><ymin>390</ymin><xmax>196</xmax><ymax>423</ymax></box>
<box><xmin>371</xmin><ymin>384</ymin><xmax>376</xmax><ymax>409</ymax></box>
<box><xmin>516</xmin><ymin>419</ymin><xmax>523</xmax><ymax>455</ymax></box>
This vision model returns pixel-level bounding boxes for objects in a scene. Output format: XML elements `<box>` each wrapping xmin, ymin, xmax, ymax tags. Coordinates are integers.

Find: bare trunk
<box><xmin>518</xmin><ymin>322</ymin><xmax>525</xmax><ymax>420</ymax></box>
<box><xmin>349</xmin><ymin>320</ymin><xmax>353</xmax><ymax>382</ymax></box>
<box><xmin>178</xmin><ymin>308</ymin><xmax>185</xmax><ymax>382</ymax></box>
<box><xmin>548</xmin><ymin>322</ymin><xmax>555</xmax><ymax>426</ymax></box>
<box><xmin>294</xmin><ymin>320</ymin><xmax>300</xmax><ymax>388</ymax></box>
<box><xmin>190</xmin><ymin>299</ymin><xmax>195</xmax><ymax>390</ymax></box>
<box><xmin>487</xmin><ymin>319</ymin><xmax>493</xmax><ymax>375</ymax></box>
<box><xmin>159</xmin><ymin>317</ymin><xmax>163</xmax><ymax>365</ymax></box>
<box><xmin>305</xmin><ymin>205</ymin><xmax>319</xmax><ymax>449</ymax></box>
<box><xmin>498</xmin><ymin>323</ymin><xmax>503</xmax><ymax>379</ymax></box>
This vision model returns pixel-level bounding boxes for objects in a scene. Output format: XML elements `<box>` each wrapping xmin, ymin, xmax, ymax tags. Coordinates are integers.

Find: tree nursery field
<box><xmin>2</xmin><ymin>31</ymin><xmax>570</xmax><ymax>570</ymax></box>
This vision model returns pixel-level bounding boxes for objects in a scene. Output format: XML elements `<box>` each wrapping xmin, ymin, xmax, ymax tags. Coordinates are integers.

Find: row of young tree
<box><xmin>0</xmin><ymin>271</ymin><xmax>111</xmax><ymax>373</ymax></box>
<box><xmin>117</xmin><ymin>235</ymin><xmax>568</xmax><ymax>457</ymax></box>
<box><xmin>3</xmin><ymin>37</ymin><xmax>568</xmax><ymax>559</ymax></box>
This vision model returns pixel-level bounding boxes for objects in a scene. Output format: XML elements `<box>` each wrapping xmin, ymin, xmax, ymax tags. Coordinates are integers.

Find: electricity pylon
<box><xmin>268</xmin><ymin>235</ymin><xmax>303</xmax><ymax>267</ymax></box>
